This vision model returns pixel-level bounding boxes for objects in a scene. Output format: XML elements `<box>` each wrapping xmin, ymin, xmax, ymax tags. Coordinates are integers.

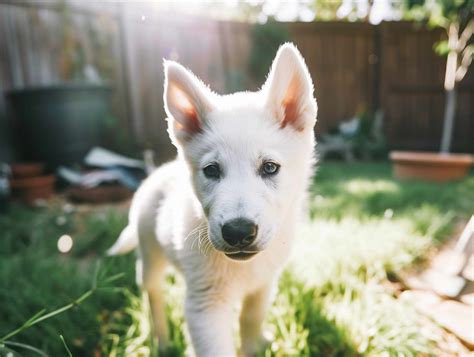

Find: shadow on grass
<box><xmin>296</xmin><ymin>291</ymin><xmax>358</xmax><ymax>357</ymax></box>
<box><xmin>265</xmin><ymin>273</ymin><xmax>359</xmax><ymax>357</ymax></box>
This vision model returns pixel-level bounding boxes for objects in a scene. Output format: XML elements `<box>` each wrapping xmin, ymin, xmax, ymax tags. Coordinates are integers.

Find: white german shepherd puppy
<box><xmin>108</xmin><ymin>43</ymin><xmax>317</xmax><ymax>356</ymax></box>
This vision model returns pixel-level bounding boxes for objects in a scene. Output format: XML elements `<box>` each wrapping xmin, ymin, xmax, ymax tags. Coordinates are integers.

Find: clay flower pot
<box><xmin>66</xmin><ymin>185</ymin><xmax>133</xmax><ymax>204</ymax></box>
<box><xmin>390</xmin><ymin>151</ymin><xmax>474</xmax><ymax>182</ymax></box>
<box><xmin>10</xmin><ymin>175</ymin><xmax>56</xmax><ymax>205</ymax></box>
<box><xmin>11</xmin><ymin>163</ymin><xmax>45</xmax><ymax>179</ymax></box>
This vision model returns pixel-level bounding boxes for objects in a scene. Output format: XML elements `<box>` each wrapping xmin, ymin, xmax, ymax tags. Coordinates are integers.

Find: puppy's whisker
<box><xmin>197</xmin><ymin>229</ymin><xmax>203</xmax><ymax>254</ymax></box>
<box><xmin>197</xmin><ymin>227</ymin><xmax>207</xmax><ymax>254</ymax></box>
<box><xmin>200</xmin><ymin>229</ymin><xmax>210</xmax><ymax>255</ymax></box>
<box><xmin>185</xmin><ymin>222</ymin><xmax>208</xmax><ymax>252</ymax></box>
<box><xmin>201</xmin><ymin>237</ymin><xmax>210</xmax><ymax>256</ymax></box>
<box><xmin>184</xmin><ymin>228</ymin><xmax>199</xmax><ymax>244</ymax></box>
<box><xmin>202</xmin><ymin>233</ymin><xmax>213</xmax><ymax>256</ymax></box>
<box><xmin>184</xmin><ymin>223</ymin><xmax>205</xmax><ymax>242</ymax></box>
<box><xmin>189</xmin><ymin>230</ymin><xmax>202</xmax><ymax>251</ymax></box>
<box><xmin>191</xmin><ymin>226</ymin><xmax>211</xmax><ymax>256</ymax></box>
<box><xmin>205</xmin><ymin>242</ymin><xmax>213</xmax><ymax>256</ymax></box>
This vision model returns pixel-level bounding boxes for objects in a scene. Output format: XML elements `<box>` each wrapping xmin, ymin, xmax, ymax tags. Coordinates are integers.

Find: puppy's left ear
<box><xmin>263</xmin><ymin>43</ymin><xmax>317</xmax><ymax>132</ymax></box>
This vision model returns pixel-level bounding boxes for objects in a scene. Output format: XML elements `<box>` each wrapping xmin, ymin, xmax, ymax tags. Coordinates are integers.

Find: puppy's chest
<box><xmin>216</xmin><ymin>255</ymin><xmax>282</xmax><ymax>297</ymax></box>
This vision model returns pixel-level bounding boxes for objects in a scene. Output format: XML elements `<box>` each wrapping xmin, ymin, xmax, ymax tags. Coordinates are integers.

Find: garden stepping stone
<box><xmin>400</xmin><ymin>290</ymin><xmax>474</xmax><ymax>349</ymax></box>
<box><xmin>462</xmin><ymin>255</ymin><xmax>474</xmax><ymax>281</ymax></box>
<box><xmin>399</xmin><ymin>290</ymin><xmax>441</xmax><ymax>315</ymax></box>
<box><xmin>460</xmin><ymin>292</ymin><xmax>474</xmax><ymax>306</ymax></box>
<box><xmin>398</xmin><ymin>222</ymin><xmax>474</xmax><ymax>351</ymax></box>
<box><xmin>459</xmin><ymin>281</ymin><xmax>474</xmax><ymax>306</ymax></box>
<box><xmin>422</xmin><ymin>268</ymin><xmax>467</xmax><ymax>298</ymax></box>
<box><xmin>429</xmin><ymin>300</ymin><xmax>474</xmax><ymax>349</ymax></box>
<box><xmin>401</xmin><ymin>268</ymin><xmax>467</xmax><ymax>298</ymax></box>
<box><xmin>431</xmin><ymin>249</ymin><xmax>467</xmax><ymax>276</ymax></box>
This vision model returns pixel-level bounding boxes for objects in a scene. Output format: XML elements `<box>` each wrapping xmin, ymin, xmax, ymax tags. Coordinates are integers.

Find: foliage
<box><xmin>404</xmin><ymin>0</ymin><xmax>473</xmax><ymax>60</ymax></box>
<box><xmin>0</xmin><ymin>206</ymin><xmax>134</xmax><ymax>355</ymax></box>
<box><xmin>403</xmin><ymin>0</ymin><xmax>473</xmax><ymax>73</ymax></box>
<box><xmin>349</xmin><ymin>112</ymin><xmax>387</xmax><ymax>160</ymax></box>
<box><xmin>321</xmin><ymin>112</ymin><xmax>387</xmax><ymax>160</ymax></box>
<box><xmin>405</xmin><ymin>0</ymin><xmax>473</xmax><ymax>29</ymax></box>
<box><xmin>0</xmin><ymin>164</ymin><xmax>472</xmax><ymax>355</ymax></box>
<box><xmin>57</xmin><ymin>0</ymin><xmax>116</xmax><ymax>82</ymax></box>
<box><xmin>309</xmin><ymin>0</ymin><xmax>344</xmax><ymax>21</ymax></box>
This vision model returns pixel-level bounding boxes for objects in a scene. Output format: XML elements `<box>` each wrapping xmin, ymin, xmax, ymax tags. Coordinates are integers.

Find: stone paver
<box><xmin>399</xmin><ymin>290</ymin><xmax>441</xmax><ymax>315</ymax></box>
<box><xmin>463</xmin><ymin>255</ymin><xmax>474</xmax><ymax>281</ymax></box>
<box><xmin>431</xmin><ymin>300</ymin><xmax>474</xmax><ymax>349</ymax></box>
<box><xmin>431</xmin><ymin>250</ymin><xmax>467</xmax><ymax>276</ymax></box>
<box><xmin>460</xmin><ymin>281</ymin><xmax>474</xmax><ymax>306</ymax></box>
<box><xmin>399</xmin><ymin>234</ymin><xmax>474</xmax><ymax>351</ymax></box>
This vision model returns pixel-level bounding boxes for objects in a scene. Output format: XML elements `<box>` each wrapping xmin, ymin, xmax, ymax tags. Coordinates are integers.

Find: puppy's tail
<box><xmin>107</xmin><ymin>225</ymin><xmax>138</xmax><ymax>255</ymax></box>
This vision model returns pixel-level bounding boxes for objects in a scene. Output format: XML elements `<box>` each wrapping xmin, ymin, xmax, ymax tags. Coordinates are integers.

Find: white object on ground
<box><xmin>84</xmin><ymin>147</ymin><xmax>145</xmax><ymax>169</ymax></box>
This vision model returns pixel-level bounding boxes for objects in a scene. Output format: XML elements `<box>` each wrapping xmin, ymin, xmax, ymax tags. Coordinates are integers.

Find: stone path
<box><xmin>399</xmin><ymin>222</ymin><xmax>474</xmax><ymax>354</ymax></box>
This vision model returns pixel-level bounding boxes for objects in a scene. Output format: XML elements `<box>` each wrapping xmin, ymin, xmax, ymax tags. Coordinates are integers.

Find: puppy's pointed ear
<box><xmin>164</xmin><ymin>60</ymin><xmax>214</xmax><ymax>143</ymax></box>
<box><xmin>263</xmin><ymin>43</ymin><xmax>317</xmax><ymax>132</ymax></box>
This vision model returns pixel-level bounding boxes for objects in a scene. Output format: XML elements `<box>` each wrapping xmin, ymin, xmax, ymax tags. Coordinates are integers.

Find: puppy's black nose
<box><xmin>221</xmin><ymin>218</ymin><xmax>258</xmax><ymax>247</ymax></box>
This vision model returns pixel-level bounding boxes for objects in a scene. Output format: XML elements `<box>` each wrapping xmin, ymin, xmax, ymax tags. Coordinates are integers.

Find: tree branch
<box><xmin>456</xmin><ymin>46</ymin><xmax>473</xmax><ymax>82</ymax></box>
<box><xmin>457</xmin><ymin>19</ymin><xmax>474</xmax><ymax>53</ymax></box>
<box><xmin>447</xmin><ymin>22</ymin><xmax>460</xmax><ymax>51</ymax></box>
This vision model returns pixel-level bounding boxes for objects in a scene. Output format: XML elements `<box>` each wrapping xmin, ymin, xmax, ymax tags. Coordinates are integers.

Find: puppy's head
<box><xmin>164</xmin><ymin>43</ymin><xmax>317</xmax><ymax>261</ymax></box>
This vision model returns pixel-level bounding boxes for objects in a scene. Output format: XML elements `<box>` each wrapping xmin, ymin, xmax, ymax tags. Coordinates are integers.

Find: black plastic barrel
<box><xmin>6</xmin><ymin>84</ymin><xmax>112</xmax><ymax>170</ymax></box>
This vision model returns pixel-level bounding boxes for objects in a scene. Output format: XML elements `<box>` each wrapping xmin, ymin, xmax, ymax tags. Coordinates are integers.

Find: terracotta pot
<box><xmin>390</xmin><ymin>151</ymin><xmax>474</xmax><ymax>182</ymax></box>
<box><xmin>10</xmin><ymin>174</ymin><xmax>55</xmax><ymax>204</ymax></box>
<box><xmin>66</xmin><ymin>185</ymin><xmax>133</xmax><ymax>204</ymax></box>
<box><xmin>11</xmin><ymin>162</ymin><xmax>45</xmax><ymax>178</ymax></box>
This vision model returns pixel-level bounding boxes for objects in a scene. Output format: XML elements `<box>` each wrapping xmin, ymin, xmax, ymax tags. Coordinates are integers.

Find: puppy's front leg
<box><xmin>185</xmin><ymin>292</ymin><xmax>235</xmax><ymax>357</ymax></box>
<box><xmin>240</xmin><ymin>284</ymin><xmax>274</xmax><ymax>356</ymax></box>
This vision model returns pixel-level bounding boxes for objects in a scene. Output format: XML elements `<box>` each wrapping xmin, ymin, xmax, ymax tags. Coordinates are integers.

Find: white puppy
<box><xmin>108</xmin><ymin>43</ymin><xmax>317</xmax><ymax>357</ymax></box>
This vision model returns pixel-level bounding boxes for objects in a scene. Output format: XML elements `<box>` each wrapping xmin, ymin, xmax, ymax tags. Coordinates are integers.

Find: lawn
<box><xmin>0</xmin><ymin>162</ymin><xmax>473</xmax><ymax>356</ymax></box>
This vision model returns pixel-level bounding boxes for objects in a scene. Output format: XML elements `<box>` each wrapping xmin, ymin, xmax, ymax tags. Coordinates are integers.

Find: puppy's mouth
<box><xmin>224</xmin><ymin>250</ymin><xmax>259</xmax><ymax>261</ymax></box>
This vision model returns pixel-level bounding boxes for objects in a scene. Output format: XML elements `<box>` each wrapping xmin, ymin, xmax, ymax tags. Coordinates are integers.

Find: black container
<box><xmin>6</xmin><ymin>84</ymin><xmax>112</xmax><ymax>170</ymax></box>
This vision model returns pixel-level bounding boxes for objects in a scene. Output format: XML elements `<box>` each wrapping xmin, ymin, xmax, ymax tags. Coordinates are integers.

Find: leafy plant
<box><xmin>351</xmin><ymin>112</ymin><xmax>387</xmax><ymax>160</ymax></box>
<box><xmin>57</xmin><ymin>0</ymin><xmax>115</xmax><ymax>82</ymax></box>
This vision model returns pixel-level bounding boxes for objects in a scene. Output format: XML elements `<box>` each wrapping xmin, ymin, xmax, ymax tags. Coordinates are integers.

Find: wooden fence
<box><xmin>0</xmin><ymin>2</ymin><xmax>472</xmax><ymax>164</ymax></box>
<box><xmin>380</xmin><ymin>22</ymin><xmax>473</xmax><ymax>152</ymax></box>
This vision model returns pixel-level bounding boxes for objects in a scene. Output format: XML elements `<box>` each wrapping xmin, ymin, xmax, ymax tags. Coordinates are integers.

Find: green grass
<box><xmin>0</xmin><ymin>162</ymin><xmax>472</xmax><ymax>356</ymax></box>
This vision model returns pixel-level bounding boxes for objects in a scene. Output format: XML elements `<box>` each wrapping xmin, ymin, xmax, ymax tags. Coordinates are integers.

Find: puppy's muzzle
<box><xmin>221</xmin><ymin>218</ymin><xmax>259</xmax><ymax>261</ymax></box>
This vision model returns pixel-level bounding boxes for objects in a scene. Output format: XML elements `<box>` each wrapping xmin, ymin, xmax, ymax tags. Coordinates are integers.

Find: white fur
<box><xmin>108</xmin><ymin>43</ymin><xmax>317</xmax><ymax>357</ymax></box>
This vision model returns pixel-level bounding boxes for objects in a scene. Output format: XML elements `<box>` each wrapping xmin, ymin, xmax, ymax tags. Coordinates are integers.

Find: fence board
<box><xmin>287</xmin><ymin>22</ymin><xmax>377</xmax><ymax>134</ymax></box>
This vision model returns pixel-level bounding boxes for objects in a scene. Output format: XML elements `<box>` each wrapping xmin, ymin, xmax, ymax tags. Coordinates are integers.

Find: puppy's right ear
<box><xmin>263</xmin><ymin>43</ymin><xmax>317</xmax><ymax>132</ymax></box>
<box><xmin>164</xmin><ymin>60</ymin><xmax>214</xmax><ymax>144</ymax></box>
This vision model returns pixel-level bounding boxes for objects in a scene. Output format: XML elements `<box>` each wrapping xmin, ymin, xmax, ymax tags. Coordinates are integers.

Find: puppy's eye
<box><xmin>203</xmin><ymin>163</ymin><xmax>220</xmax><ymax>179</ymax></box>
<box><xmin>261</xmin><ymin>161</ymin><xmax>280</xmax><ymax>176</ymax></box>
